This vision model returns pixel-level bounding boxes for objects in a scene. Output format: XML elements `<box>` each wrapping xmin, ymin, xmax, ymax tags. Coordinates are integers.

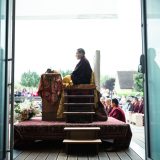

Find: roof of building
<box><xmin>117</xmin><ymin>71</ymin><xmax>137</xmax><ymax>89</ymax></box>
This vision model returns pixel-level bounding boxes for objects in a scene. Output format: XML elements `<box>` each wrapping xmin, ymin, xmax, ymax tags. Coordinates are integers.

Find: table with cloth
<box><xmin>38</xmin><ymin>73</ymin><xmax>62</xmax><ymax>121</ymax></box>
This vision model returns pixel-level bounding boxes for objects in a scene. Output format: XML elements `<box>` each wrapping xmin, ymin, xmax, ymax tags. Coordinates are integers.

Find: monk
<box><xmin>109</xmin><ymin>98</ymin><xmax>126</xmax><ymax>123</ymax></box>
<box><xmin>57</xmin><ymin>48</ymin><xmax>108</xmax><ymax>121</ymax></box>
<box><xmin>71</xmin><ymin>48</ymin><xmax>92</xmax><ymax>85</ymax></box>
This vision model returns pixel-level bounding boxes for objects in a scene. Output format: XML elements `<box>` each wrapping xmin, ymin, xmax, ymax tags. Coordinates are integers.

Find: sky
<box><xmin>15</xmin><ymin>0</ymin><xmax>142</xmax><ymax>82</ymax></box>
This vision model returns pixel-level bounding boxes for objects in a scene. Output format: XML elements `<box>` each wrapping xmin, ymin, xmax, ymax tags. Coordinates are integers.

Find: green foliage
<box><xmin>60</xmin><ymin>70</ymin><xmax>72</xmax><ymax>77</ymax></box>
<box><xmin>21</xmin><ymin>71</ymin><xmax>40</xmax><ymax>88</ymax></box>
<box><xmin>14</xmin><ymin>82</ymin><xmax>23</xmax><ymax>91</ymax></box>
<box><xmin>116</xmin><ymin>90</ymin><xmax>143</xmax><ymax>97</ymax></box>
<box><xmin>133</xmin><ymin>73</ymin><xmax>144</xmax><ymax>92</ymax></box>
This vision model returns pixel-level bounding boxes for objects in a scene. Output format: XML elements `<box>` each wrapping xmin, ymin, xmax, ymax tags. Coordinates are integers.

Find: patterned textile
<box><xmin>14</xmin><ymin>117</ymin><xmax>132</xmax><ymax>149</ymax></box>
<box><xmin>38</xmin><ymin>73</ymin><xmax>62</xmax><ymax>104</ymax></box>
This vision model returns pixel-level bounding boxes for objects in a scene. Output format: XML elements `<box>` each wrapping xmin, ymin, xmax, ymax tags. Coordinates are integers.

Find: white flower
<box><xmin>14</xmin><ymin>100</ymin><xmax>40</xmax><ymax>121</ymax></box>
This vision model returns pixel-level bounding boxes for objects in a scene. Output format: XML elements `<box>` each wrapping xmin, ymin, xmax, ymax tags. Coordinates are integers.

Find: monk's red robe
<box><xmin>138</xmin><ymin>102</ymin><xmax>144</xmax><ymax>114</ymax></box>
<box><xmin>109</xmin><ymin>106</ymin><xmax>126</xmax><ymax>123</ymax></box>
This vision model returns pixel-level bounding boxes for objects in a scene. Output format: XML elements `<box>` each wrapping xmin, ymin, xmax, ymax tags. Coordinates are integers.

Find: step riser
<box><xmin>66</xmin><ymin>132</ymin><xmax>99</xmax><ymax>140</ymax></box>
<box><xmin>64</xmin><ymin>103</ymin><xmax>95</xmax><ymax>105</ymax></box>
<box><xmin>66</xmin><ymin>115</ymin><xmax>93</xmax><ymax>123</ymax></box>
<box><xmin>64</xmin><ymin>95</ymin><xmax>94</xmax><ymax>98</ymax></box>
<box><xmin>65</xmin><ymin>107</ymin><xmax>94</xmax><ymax>112</ymax></box>
<box><xmin>64</xmin><ymin>98</ymin><xmax>94</xmax><ymax>103</ymax></box>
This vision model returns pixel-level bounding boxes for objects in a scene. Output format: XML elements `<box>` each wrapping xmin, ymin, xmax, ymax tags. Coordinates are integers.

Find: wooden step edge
<box><xmin>64</xmin><ymin>87</ymin><xmax>96</xmax><ymax>90</ymax></box>
<box><xmin>64</xmin><ymin>103</ymin><xmax>95</xmax><ymax>105</ymax></box>
<box><xmin>63</xmin><ymin>112</ymin><xmax>95</xmax><ymax>114</ymax></box>
<box><xmin>64</xmin><ymin>85</ymin><xmax>96</xmax><ymax>90</ymax></box>
<box><xmin>64</xmin><ymin>95</ymin><xmax>94</xmax><ymax>98</ymax></box>
<box><xmin>63</xmin><ymin>139</ymin><xmax>102</xmax><ymax>144</ymax></box>
<box><xmin>64</xmin><ymin>127</ymin><xmax>100</xmax><ymax>130</ymax></box>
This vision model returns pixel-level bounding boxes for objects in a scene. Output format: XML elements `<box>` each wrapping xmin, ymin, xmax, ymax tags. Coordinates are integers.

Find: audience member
<box><xmin>105</xmin><ymin>98</ymin><xmax>113</xmax><ymax>114</ymax></box>
<box><xmin>133</xmin><ymin>97</ymin><xmax>139</xmax><ymax>113</ymax></box>
<box><xmin>138</xmin><ymin>97</ymin><xmax>144</xmax><ymax>114</ymax></box>
<box><xmin>100</xmin><ymin>96</ymin><xmax>106</xmax><ymax>106</ymax></box>
<box><xmin>127</xmin><ymin>99</ymin><xmax>134</xmax><ymax>112</ymax></box>
<box><xmin>109</xmin><ymin>98</ymin><xmax>126</xmax><ymax>123</ymax></box>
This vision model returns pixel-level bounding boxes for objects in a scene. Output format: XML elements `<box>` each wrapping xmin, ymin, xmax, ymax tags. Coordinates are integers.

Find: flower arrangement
<box><xmin>14</xmin><ymin>100</ymin><xmax>40</xmax><ymax>122</ymax></box>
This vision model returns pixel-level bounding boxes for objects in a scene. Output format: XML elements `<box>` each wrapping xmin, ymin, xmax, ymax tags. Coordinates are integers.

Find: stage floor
<box><xmin>14</xmin><ymin>117</ymin><xmax>132</xmax><ymax>149</ymax></box>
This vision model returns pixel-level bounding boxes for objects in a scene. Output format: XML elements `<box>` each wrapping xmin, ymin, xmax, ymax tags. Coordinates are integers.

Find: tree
<box><xmin>102</xmin><ymin>78</ymin><xmax>116</xmax><ymax>98</ymax></box>
<box><xmin>133</xmin><ymin>73</ymin><xmax>144</xmax><ymax>92</ymax></box>
<box><xmin>103</xmin><ymin>78</ymin><xmax>116</xmax><ymax>91</ymax></box>
<box><xmin>21</xmin><ymin>71</ymin><xmax>40</xmax><ymax>88</ymax></box>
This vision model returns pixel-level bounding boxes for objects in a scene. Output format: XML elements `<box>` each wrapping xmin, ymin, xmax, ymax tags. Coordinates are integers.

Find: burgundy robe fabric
<box><xmin>133</xmin><ymin>102</ymin><xmax>139</xmax><ymax>113</ymax></box>
<box><xmin>109</xmin><ymin>107</ymin><xmax>126</xmax><ymax>123</ymax></box>
<box><xmin>71</xmin><ymin>57</ymin><xmax>92</xmax><ymax>85</ymax></box>
<box><xmin>138</xmin><ymin>102</ymin><xmax>144</xmax><ymax>114</ymax></box>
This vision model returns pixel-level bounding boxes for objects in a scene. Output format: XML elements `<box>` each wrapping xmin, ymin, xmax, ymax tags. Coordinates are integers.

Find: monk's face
<box><xmin>76</xmin><ymin>52</ymin><xmax>84</xmax><ymax>60</ymax></box>
<box><xmin>111</xmin><ymin>102</ymin><xmax>116</xmax><ymax>108</ymax></box>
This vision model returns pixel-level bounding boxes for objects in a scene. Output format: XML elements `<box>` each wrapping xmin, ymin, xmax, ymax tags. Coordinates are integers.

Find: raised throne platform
<box><xmin>14</xmin><ymin>117</ymin><xmax>132</xmax><ymax>149</ymax></box>
<box><xmin>63</xmin><ymin>84</ymin><xmax>96</xmax><ymax>123</ymax></box>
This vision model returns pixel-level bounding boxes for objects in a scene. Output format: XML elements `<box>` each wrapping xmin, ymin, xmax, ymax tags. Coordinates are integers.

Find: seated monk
<box><xmin>71</xmin><ymin>48</ymin><xmax>92</xmax><ymax>85</ymax></box>
<box><xmin>109</xmin><ymin>98</ymin><xmax>126</xmax><ymax>123</ymax></box>
<box><xmin>57</xmin><ymin>48</ymin><xmax>107</xmax><ymax>121</ymax></box>
<box><xmin>62</xmin><ymin>48</ymin><xmax>94</xmax><ymax>87</ymax></box>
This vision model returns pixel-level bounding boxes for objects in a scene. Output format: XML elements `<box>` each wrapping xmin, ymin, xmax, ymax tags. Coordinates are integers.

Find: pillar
<box><xmin>94</xmin><ymin>50</ymin><xmax>100</xmax><ymax>91</ymax></box>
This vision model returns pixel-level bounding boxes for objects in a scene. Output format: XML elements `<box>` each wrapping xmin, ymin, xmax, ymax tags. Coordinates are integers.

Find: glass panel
<box><xmin>146</xmin><ymin>0</ymin><xmax>160</xmax><ymax>159</ymax></box>
<box><xmin>0</xmin><ymin>0</ymin><xmax>7</xmax><ymax>159</ymax></box>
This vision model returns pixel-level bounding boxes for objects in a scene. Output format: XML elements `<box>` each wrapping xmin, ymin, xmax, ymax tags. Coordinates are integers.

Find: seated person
<box><xmin>127</xmin><ymin>99</ymin><xmax>134</xmax><ymax>112</ymax></box>
<box><xmin>138</xmin><ymin>97</ymin><xmax>144</xmax><ymax>114</ymax></box>
<box><xmin>100</xmin><ymin>96</ymin><xmax>106</xmax><ymax>106</ymax></box>
<box><xmin>133</xmin><ymin>97</ymin><xmax>139</xmax><ymax>113</ymax></box>
<box><xmin>105</xmin><ymin>98</ymin><xmax>113</xmax><ymax>114</ymax></box>
<box><xmin>62</xmin><ymin>48</ymin><xmax>94</xmax><ymax>87</ymax></box>
<box><xmin>71</xmin><ymin>48</ymin><xmax>92</xmax><ymax>85</ymax></box>
<box><xmin>57</xmin><ymin>48</ymin><xmax>107</xmax><ymax>121</ymax></box>
<box><xmin>109</xmin><ymin>98</ymin><xmax>126</xmax><ymax>123</ymax></box>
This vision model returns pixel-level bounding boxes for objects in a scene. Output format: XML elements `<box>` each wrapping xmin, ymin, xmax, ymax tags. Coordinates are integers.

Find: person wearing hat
<box><xmin>109</xmin><ymin>98</ymin><xmax>126</xmax><ymax>123</ymax></box>
<box><xmin>71</xmin><ymin>48</ymin><xmax>92</xmax><ymax>85</ymax></box>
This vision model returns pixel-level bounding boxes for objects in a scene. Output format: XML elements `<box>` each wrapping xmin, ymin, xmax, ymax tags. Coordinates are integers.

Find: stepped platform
<box><xmin>14</xmin><ymin>117</ymin><xmax>132</xmax><ymax>150</ymax></box>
